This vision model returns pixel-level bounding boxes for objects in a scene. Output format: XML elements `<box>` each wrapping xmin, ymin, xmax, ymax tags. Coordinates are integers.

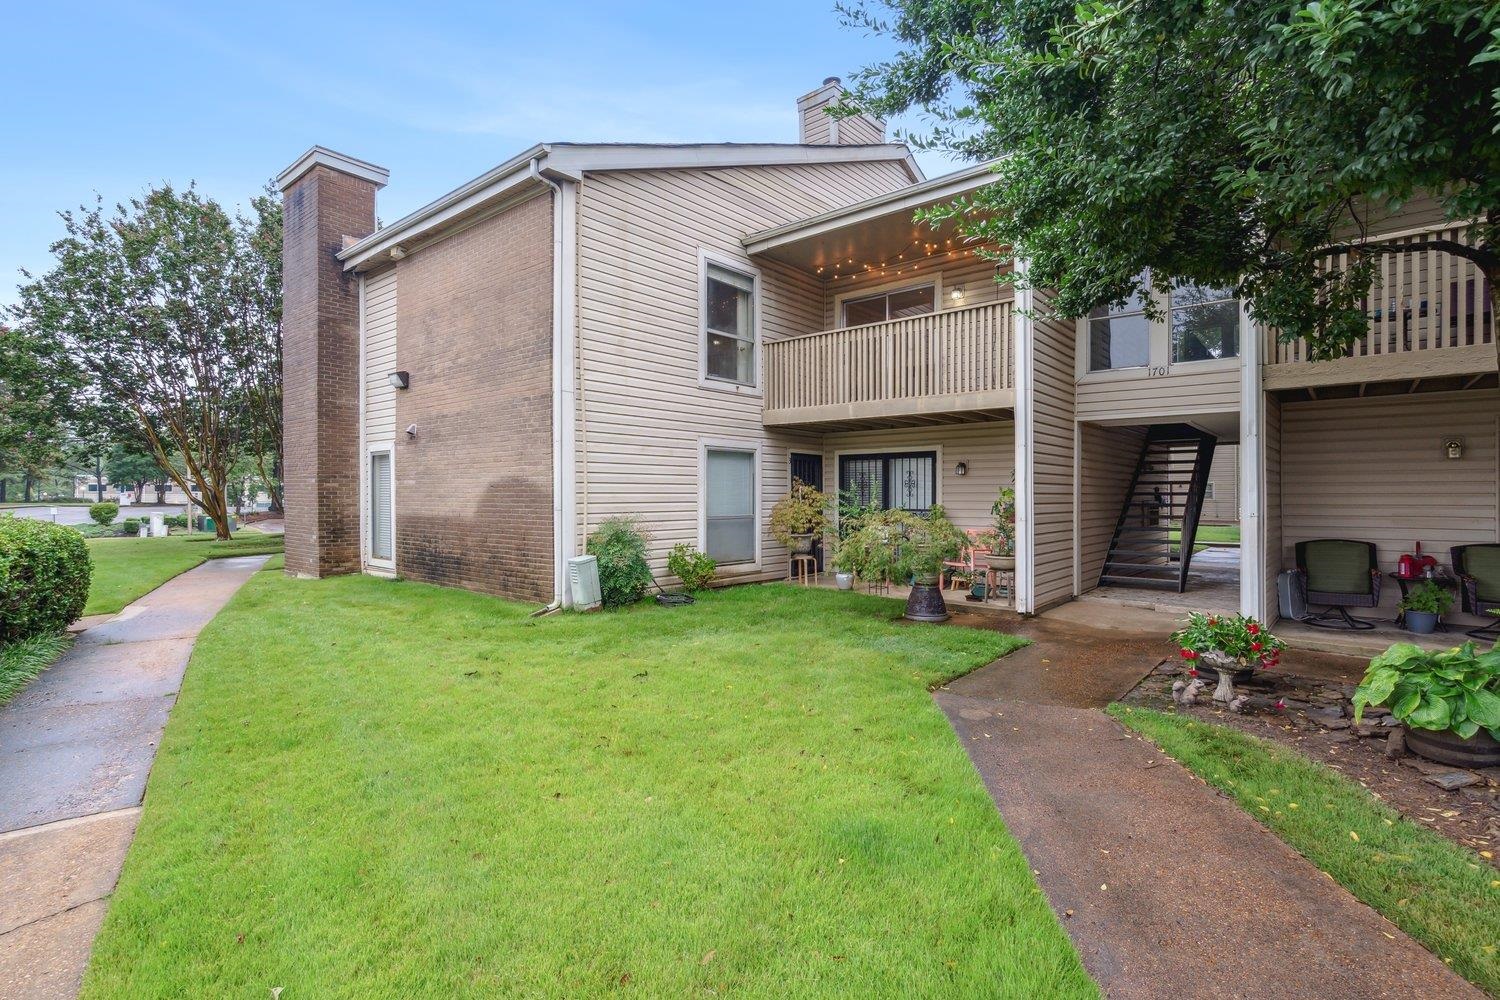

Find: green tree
<box><xmin>0</xmin><ymin>325</ymin><xmax>72</xmax><ymax>502</ymax></box>
<box><xmin>12</xmin><ymin>185</ymin><xmax>280</xmax><ymax>538</ymax></box>
<box><xmin>105</xmin><ymin>442</ymin><xmax>166</xmax><ymax>505</ymax></box>
<box><xmin>839</xmin><ymin>0</ymin><xmax>1500</xmax><ymax>366</ymax></box>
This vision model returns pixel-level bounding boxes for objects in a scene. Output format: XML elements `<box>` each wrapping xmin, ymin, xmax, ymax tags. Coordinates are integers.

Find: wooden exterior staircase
<box><xmin>1100</xmin><ymin>425</ymin><xmax>1218</xmax><ymax>593</ymax></box>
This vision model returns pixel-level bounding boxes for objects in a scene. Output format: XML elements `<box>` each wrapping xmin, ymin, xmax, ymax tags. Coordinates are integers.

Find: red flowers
<box><xmin>1250</xmin><ymin>641</ymin><xmax>1263</xmax><ymax>651</ymax></box>
<box><xmin>1247</xmin><ymin>622</ymin><xmax>1260</xmax><ymax>636</ymax></box>
<box><xmin>1274</xmin><ymin>699</ymin><xmax>1286</xmax><ymax>711</ymax></box>
<box><xmin>1188</xmin><ymin>668</ymin><xmax>1199</xmax><ymax>678</ymax></box>
<box><xmin>1181</xmin><ymin>648</ymin><xmax>1199</xmax><ymax>660</ymax></box>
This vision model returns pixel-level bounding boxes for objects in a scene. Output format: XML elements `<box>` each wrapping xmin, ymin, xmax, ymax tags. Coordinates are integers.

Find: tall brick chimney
<box><xmin>797</xmin><ymin>77</ymin><xmax>886</xmax><ymax>145</ymax></box>
<box><xmin>275</xmin><ymin>147</ymin><xmax>389</xmax><ymax>578</ymax></box>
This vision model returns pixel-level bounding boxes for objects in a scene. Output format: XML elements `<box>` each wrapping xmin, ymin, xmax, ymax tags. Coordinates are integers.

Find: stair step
<box><xmin>1098</xmin><ymin>575</ymin><xmax>1181</xmax><ymax>590</ymax></box>
<box><xmin>1103</xmin><ymin>561</ymin><xmax>1181</xmax><ymax>573</ymax></box>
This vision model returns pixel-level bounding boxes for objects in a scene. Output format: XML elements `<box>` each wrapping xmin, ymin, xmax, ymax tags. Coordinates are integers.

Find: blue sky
<box><xmin>2</xmin><ymin>1</ymin><xmax>962</xmax><ymax>308</ymax></box>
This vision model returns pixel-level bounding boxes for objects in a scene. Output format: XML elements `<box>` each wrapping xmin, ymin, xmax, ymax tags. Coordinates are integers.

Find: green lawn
<box><xmin>1110</xmin><ymin>706</ymin><xmax>1499</xmax><ymax>994</ymax></box>
<box><xmin>84</xmin><ymin>533</ymin><xmax>285</xmax><ymax>616</ymax></box>
<box><xmin>83</xmin><ymin>577</ymin><xmax>1094</xmax><ymax>999</ymax></box>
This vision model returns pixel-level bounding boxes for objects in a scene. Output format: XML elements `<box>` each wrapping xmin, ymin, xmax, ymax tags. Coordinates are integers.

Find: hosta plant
<box><xmin>1352</xmin><ymin>642</ymin><xmax>1500</xmax><ymax>740</ymax></box>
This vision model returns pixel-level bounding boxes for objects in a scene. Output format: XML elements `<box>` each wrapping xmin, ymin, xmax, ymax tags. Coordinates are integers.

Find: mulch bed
<box><xmin>1121</xmin><ymin>659</ymin><xmax>1500</xmax><ymax>861</ymax></box>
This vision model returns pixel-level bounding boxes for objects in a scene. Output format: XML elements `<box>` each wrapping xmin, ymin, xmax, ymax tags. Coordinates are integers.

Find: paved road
<box><xmin>0</xmin><ymin>556</ymin><xmax>269</xmax><ymax>999</ymax></box>
<box><xmin>3</xmin><ymin>505</ymin><xmax>186</xmax><ymax>527</ymax></box>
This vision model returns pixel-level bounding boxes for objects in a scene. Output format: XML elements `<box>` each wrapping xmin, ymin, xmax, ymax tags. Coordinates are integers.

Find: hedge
<box><xmin>0</xmin><ymin>517</ymin><xmax>92</xmax><ymax>643</ymax></box>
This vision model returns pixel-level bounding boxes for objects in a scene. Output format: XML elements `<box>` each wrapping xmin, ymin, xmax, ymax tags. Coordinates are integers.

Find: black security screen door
<box><xmin>838</xmin><ymin>451</ymin><xmax>937</xmax><ymax>515</ymax></box>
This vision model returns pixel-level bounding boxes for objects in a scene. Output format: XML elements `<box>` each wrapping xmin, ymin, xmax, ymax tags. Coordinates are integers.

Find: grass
<box><xmin>84</xmin><ymin>533</ymin><xmax>284</xmax><ymax>616</ymax></box>
<box><xmin>1110</xmin><ymin>705</ymin><xmax>1499</xmax><ymax>994</ymax></box>
<box><xmin>0</xmin><ymin>631</ymin><xmax>73</xmax><ymax>706</ymax></box>
<box><xmin>83</xmin><ymin>577</ymin><xmax>1094</xmax><ymax>999</ymax></box>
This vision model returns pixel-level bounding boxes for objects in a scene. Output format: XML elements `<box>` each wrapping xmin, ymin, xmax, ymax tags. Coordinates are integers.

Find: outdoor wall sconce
<box><xmin>388</xmin><ymin>371</ymin><xmax>410</xmax><ymax>390</ymax></box>
<box><xmin>954</xmin><ymin>462</ymin><xmax>968</xmax><ymax>477</ymax></box>
<box><xmin>950</xmin><ymin>285</ymin><xmax>965</xmax><ymax>302</ymax></box>
<box><xmin>1444</xmin><ymin>437</ymin><xmax>1464</xmax><ymax>460</ymax></box>
<box><xmin>405</xmin><ymin>423</ymin><xmax>419</xmax><ymax>440</ymax></box>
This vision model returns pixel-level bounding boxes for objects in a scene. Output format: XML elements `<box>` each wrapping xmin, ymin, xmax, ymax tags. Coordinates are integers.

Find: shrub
<box><xmin>165</xmin><ymin>514</ymin><xmax>189</xmax><ymax>529</ymax></box>
<box><xmin>89</xmin><ymin>501</ymin><xmax>119</xmax><ymax>527</ymax></box>
<box><xmin>1398</xmin><ymin>580</ymin><xmax>1453</xmax><ymax>616</ymax></box>
<box><xmin>0</xmin><ymin>517</ymin><xmax>92</xmax><ymax>643</ymax></box>
<box><xmin>834</xmin><ymin>506</ymin><xmax>965</xmax><ymax>583</ymax></box>
<box><xmin>586</xmin><ymin>517</ymin><xmax>654</xmax><ymax>608</ymax></box>
<box><xmin>667</xmin><ymin>544</ymin><xmax>716</xmax><ymax>592</ymax></box>
<box><xmin>770</xmin><ymin>480</ymin><xmax>830</xmax><ymax>546</ymax></box>
<box><xmin>122</xmin><ymin>517</ymin><xmax>142</xmax><ymax>535</ymax></box>
<box><xmin>1353</xmin><ymin>641</ymin><xmax>1500</xmax><ymax>739</ymax></box>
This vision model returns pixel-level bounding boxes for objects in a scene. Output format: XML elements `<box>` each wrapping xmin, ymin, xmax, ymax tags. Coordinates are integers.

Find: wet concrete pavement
<box><xmin>0</xmin><ymin>556</ymin><xmax>268</xmax><ymax>999</ymax></box>
<box><xmin>937</xmin><ymin>609</ymin><xmax>1483</xmax><ymax>999</ymax></box>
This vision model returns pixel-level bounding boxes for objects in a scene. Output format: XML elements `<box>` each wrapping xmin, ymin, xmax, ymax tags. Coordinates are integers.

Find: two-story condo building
<box><xmin>277</xmin><ymin>78</ymin><xmax>1498</xmax><ymax>634</ymax></box>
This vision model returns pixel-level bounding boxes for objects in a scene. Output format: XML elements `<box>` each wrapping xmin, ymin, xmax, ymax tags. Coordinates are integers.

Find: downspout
<box><xmin>530</xmin><ymin>156</ymin><xmax>579</xmax><ymax>611</ymax></box>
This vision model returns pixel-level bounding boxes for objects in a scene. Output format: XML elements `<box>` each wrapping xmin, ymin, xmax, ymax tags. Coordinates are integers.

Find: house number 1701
<box><xmin>1147</xmin><ymin>365</ymin><xmax>1170</xmax><ymax>377</ymax></box>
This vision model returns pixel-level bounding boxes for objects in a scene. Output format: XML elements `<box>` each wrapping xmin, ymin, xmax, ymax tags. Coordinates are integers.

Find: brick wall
<box><xmin>281</xmin><ymin>165</ymin><xmax>380</xmax><ymax>577</ymax></box>
<box><xmin>393</xmin><ymin>191</ymin><xmax>555</xmax><ymax>602</ymax></box>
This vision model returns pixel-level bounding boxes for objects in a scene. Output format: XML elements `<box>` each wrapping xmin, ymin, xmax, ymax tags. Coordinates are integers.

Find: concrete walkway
<box><xmin>938</xmin><ymin>610</ymin><xmax>1483</xmax><ymax>999</ymax></box>
<box><xmin>0</xmin><ymin>556</ymin><xmax>269</xmax><ymax>999</ymax></box>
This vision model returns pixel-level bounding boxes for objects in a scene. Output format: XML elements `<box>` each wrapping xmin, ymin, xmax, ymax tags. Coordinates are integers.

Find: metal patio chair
<box><xmin>1452</xmin><ymin>544</ymin><xmax>1500</xmax><ymax>641</ymax></box>
<box><xmin>1294</xmin><ymin>539</ymin><xmax>1381</xmax><ymax>630</ymax></box>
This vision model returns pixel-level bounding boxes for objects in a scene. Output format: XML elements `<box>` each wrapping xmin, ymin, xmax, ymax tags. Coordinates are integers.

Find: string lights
<box><xmin>812</xmin><ymin>238</ymin><xmax>998</xmax><ymax>281</ymax></box>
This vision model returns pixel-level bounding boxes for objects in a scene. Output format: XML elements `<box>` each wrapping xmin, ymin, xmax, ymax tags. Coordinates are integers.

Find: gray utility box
<box><xmin>567</xmin><ymin>555</ymin><xmax>603</xmax><ymax>611</ymax></box>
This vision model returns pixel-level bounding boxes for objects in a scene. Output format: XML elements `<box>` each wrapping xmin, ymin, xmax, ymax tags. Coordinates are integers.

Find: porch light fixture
<box><xmin>950</xmin><ymin>285</ymin><xmax>965</xmax><ymax>302</ymax></box>
<box><xmin>1444</xmin><ymin>437</ymin><xmax>1464</xmax><ymax>460</ymax></box>
<box><xmin>388</xmin><ymin>371</ymin><xmax>410</xmax><ymax>390</ymax></box>
<box><xmin>955</xmin><ymin>462</ymin><xmax>968</xmax><ymax>477</ymax></box>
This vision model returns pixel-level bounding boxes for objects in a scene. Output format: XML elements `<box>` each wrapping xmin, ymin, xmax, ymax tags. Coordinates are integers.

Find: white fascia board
<box><xmin>276</xmin><ymin>146</ymin><xmax>390</xmax><ymax>191</ymax></box>
<box><xmin>742</xmin><ymin>160</ymin><xmax>1000</xmax><ymax>255</ymax></box>
<box><xmin>338</xmin><ymin>142</ymin><xmax>918</xmax><ymax>272</ymax></box>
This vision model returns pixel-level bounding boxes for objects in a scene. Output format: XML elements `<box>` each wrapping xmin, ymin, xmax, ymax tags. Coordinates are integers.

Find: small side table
<box><xmin>1388</xmin><ymin>572</ymin><xmax>1458</xmax><ymax>631</ymax></box>
<box><xmin>985</xmin><ymin>567</ymin><xmax>1015</xmax><ymax>605</ymax></box>
<box><xmin>791</xmin><ymin>554</ymin><xmax>820</xmax><ymax>587</ymax></box>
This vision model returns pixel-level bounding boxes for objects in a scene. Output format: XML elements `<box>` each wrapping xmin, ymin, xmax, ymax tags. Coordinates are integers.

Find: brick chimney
<box><xmin>276</xmin><ymin>147</ymin><xmax>389</xmax><ymax>578</ymax></box>
<box><xmin>797</xmin><ymin>76</ymin><xmax>886</xmax><ymax>145</ymax></box>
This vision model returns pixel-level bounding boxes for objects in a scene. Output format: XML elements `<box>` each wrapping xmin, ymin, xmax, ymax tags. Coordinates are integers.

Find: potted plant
<box><xmin>838</xmin><ymin>506</ymin><xmax>965</xmax><ymax>621</ymax></box>
<box><xmin>977</xmin><ymin>487</ymin><xmax>1016</xmax><ymax>571</ymax></box>
<box><xmin>771</xmin><ymin>480</ymin><xmax>829</xmax><ymax>555</ymax></box>
<box><xmin>829</xmin><ymin>540</ymin><xmax>857</xmax><ymax>590</ymax></box>
<box><xmin>1352</xmin><ymin>641</ymin><xmax>1500</xmax><ymax>767</ymax></box>
<box><xmin>1399</xmin><ymin>580</ymin><xmax>1452</xmax><ymax>635</ymax></box>
<box><xmin>1172</xmin><ymin>612</ymin><xmax>1285</xmax><ymax>704</ymax></box>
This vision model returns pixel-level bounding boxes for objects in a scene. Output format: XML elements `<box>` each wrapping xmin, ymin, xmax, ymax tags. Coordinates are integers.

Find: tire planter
<box><xmin>1404</xmin><ymin>610</ymin><xmax>1439</xmax><ymax>634</ymax></box>
<box><xmin>904</xmin><ymin>576</ymin><xmax>950</xmax><ymax>622</ymax></box>
<box><xmin>1404</xmin><ymin>726</ymin><xmax>1500</xmax><ymax>768</ymax></box>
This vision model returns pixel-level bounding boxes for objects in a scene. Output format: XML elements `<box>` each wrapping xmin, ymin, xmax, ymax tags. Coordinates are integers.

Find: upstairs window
<box><xmin>1170</xmin><ymin>281</ymin><xmax>1239</xmax><ymax>362</ymax></box>
<box><xmin>841</xmin><ymin>284</ymin><xmax>936</xmax><ymax>327</ymax></box>
<box><xmin>704</xmin><ymin>264</ymin><xmax>756</xmax><ymax>386</ymax></box>
<box><xmin>1087</xmin><ymin>285</ymin><xmax>1149</xmax><ymax>371</ymax></box>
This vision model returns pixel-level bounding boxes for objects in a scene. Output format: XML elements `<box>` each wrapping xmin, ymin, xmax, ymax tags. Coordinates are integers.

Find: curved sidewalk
<box><xmin>0</xmin><ymin>556</ymin><xmax>269</xmax><ymax>1000</ymax></box>
<box><xmin>938</xmin><ymin>611</ymin><xmax>1483</xmax><ymax>999</ymax></box>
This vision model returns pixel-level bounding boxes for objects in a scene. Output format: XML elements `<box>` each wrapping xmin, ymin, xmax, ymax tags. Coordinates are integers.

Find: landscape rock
<box><xmin>1423</xmin><ymin>772</ymin><xmax>1482</xmax><ymax>792</ymax></box>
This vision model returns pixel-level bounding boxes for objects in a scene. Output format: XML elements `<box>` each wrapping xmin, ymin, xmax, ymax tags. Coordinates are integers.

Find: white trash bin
<box><xmin>149</xmin><ymin>513</ymin><xmax>167</xmax><ymax>537</ymax></box>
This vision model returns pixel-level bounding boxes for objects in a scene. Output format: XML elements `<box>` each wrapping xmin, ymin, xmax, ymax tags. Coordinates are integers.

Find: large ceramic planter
<box><xmin>1404</xmin><ymin>726</ymin><xmax>1500</xmax><ymax>768</ymax></box>
<box><xmin>788</xmin><ymin>534</ymin><xmax>816</xmax><ymax>555</ymax></box>
<box><xmin>1404</xmin><ymin>610</ymin><xmax>1439</xmax><ymax>634</ymax></box>
<box><xmin>981</xmin><ymin>554</ymin><xmax>1016</xmax><ymax>572</ymax></box>
<box><xmin>904</xmin><ymin>574</ymin><xmax>950</xmax><ymax>622</ymax></box>
<box><xmin>834</xmin><ymin>571</ymin><xmax>854</xmax><ymax>591</ymax></box>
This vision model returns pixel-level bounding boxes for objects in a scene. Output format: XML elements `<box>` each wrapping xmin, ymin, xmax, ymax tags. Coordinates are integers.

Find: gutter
<box><xmin>530</xmin><ymin>157</ymin><xmax>580</xmax><ymax>609</ymax></box>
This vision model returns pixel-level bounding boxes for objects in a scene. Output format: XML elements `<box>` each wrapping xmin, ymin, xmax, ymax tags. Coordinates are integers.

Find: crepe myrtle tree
<box><xmin>836</xmin><ymin>0</ymin><xmax>1500</xmax><ymax>367</ymax></box>
<box><xmin>12</xmin><ymin>185</ymin><xmax>281</xmax><ymax>538</ymax></box>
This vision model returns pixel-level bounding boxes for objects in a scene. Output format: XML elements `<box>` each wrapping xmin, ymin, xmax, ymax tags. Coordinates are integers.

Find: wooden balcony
<box><xmin>1264</xmin><ymin>221</ymin><xmax>1496</xmax><ymax>391</ymax></box>
<box><xmin>763</xmin><ymin>302</ymin><xmax>1014</xmax><ymax>428</ymax></box>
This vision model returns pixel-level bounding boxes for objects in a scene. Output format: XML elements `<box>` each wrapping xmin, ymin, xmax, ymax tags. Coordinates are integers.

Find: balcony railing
<box><xmin>1265</xmin><ymin>222</ymin><xmax>1495</xmax><ymax>388</ymax></box>
<box><xmin>763</xmin><ymin>301</ymin><xmax>1013</xmax><ymax>425</ymax></box>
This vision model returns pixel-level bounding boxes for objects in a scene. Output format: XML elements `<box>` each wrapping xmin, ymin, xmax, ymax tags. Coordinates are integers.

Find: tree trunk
<box><xmin>23</xmin><ymin>475</ymin><xmax>32</xmax><ymax>502</ymax></box>
<box><xmin>0</xmin><ymin>478</ymin><xmax>7</xmax><ymax>503</ymax></box>
<box><xmin>1488</xmin><ymin>264</ymin><xmax>1499</xmax><ymax>375</ymax></box>
<box><xmin>94</xmin><ymin>456</ymin><xmax>104</xmax><ymax>500</ymax></box>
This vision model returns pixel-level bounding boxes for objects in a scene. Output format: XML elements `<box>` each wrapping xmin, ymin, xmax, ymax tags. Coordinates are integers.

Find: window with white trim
<box><xmin>705</xmin><ymin>448</ymin><xmax>756</xmax><ymax>564</ymax></box>
<box><xmin>841</xmin><ymin>283</ymin><xmax>935</xmax><ymax>327</ymax></box>
<box><xmin>703</xmin><ymin>264</ymin><xmax>756</xmax><ymax>386</ymax></box>
<box><xmin>1087</xmin><ymin>281</ymin><xmax>1149</xmax><ymax>371</ymax></box>
<box><xmin>1170</xmin><ymin>280</ymin><xmax>1239</xmax><ymax>362</ymax></box>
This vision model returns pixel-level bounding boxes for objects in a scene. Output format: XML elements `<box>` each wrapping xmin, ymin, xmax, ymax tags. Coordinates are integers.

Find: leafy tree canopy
<box><xmin>840</xmin><ymin>0</ymin><xmax>1500</xmax><ymax>364</ymax></box>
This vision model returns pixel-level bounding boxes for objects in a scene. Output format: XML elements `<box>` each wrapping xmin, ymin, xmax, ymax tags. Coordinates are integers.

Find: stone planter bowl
<box><xmin>788</xmin><ymin>534</ymin><xmax>816</xmax><ymax>555</ymax></box>
<box><xmin>1404</xmin><ymin>726</ymin><xmax>1500</xmax><ymax>768</ymax></box>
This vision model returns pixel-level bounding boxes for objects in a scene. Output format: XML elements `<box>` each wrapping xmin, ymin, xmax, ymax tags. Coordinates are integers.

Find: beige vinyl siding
<box><xmin>824</xmin><ymin>252</ymin><xmax>1012</xmax><ymax>329</ymax></box>
<box><xmin>1075</xmin><ymin>364</ymin><xmax>1241</xmax><ymax>422</ymax></box>
<box><xmin>1031</xmin><ymin>288</ymin><xmax>1079</xmax><ymax>609</ymax></box>
<box><xmin>362</xmin><ymin>267</ymin><xmax>398</xmax><ymax>443</ymax></box>
<box><xmin>836</xmin><ymin>114</ymin><xmax>886</xmax><ymax>146</ymax></box>
<box><xmin>1279</xmin><ymin>388</ymin><xmax>1499</xmax><ymax>622</ymax></box>
<box><xmin>1078</xmin><ymin>424</ymin><xmax>1148</xmax><ymax>591</ymax></box>
<box><xmin>573</xmin><ymin>160</ymin><xmax>913</xmax><ymax>583</ymax></box>
<box><xmin>822</xmin><ymin>421</ymin><xmax>1014</xmax><ymax>533</ymax></box>
<box><xmin>1263</xmin><ymin>393</ymin><xmax>1283</xmax><ymax>623</ymax></box>
<box><xmin>1202</xmin><ymin>444</ymin><xmax>1239</xmax><ymax>523</ymax></box>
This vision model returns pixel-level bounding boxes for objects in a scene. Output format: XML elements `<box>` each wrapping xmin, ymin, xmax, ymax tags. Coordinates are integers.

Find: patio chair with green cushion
<box><xmin>1451</xmin><ymin>544</ymin><xmax>1500</xmax><ymax>641</ymax></box>
<box><xmin>1294</xmin><ymin>539</ymin><xmax>1381</xmax><ymax>630</ymax></box>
